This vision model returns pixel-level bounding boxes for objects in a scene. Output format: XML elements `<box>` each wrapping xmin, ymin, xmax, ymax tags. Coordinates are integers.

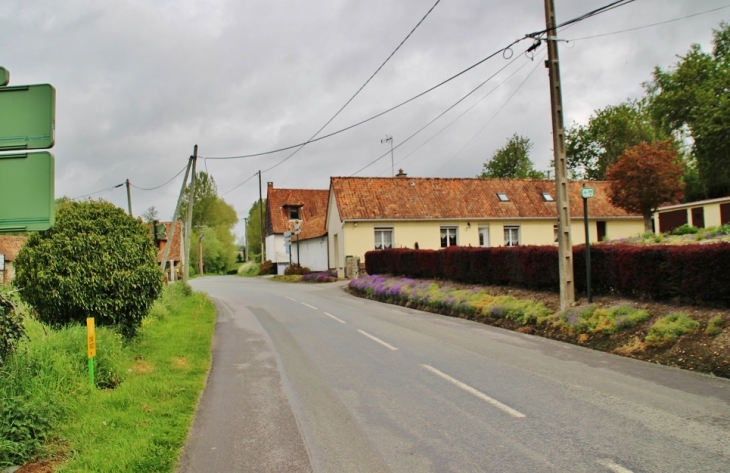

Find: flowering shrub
<box><xmin>645</xmin><ymin>312</ymin><xmax>699</xmax><ymax>347</ymax></box>
<box><xmin>556</xmin><ymin>304</ymin><xmax>650</xmax><ymax>335</ymax></box>
<box><xmin>301</xmin><ymin>270</ymin><xmax>337</xmax><ymax>283</ymax></box>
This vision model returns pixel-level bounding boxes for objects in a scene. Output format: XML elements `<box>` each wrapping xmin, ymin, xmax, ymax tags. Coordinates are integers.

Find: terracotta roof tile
<box><xmin>331</xmin><ymin>177</ymin><xmax>640</xmax><ymax>220</ymax></box>
<box><xmin>0</xmin><ymin>236</ymin><xmax>27</xmax><ymax>261</ymax></box>
<box><xmin>266</xmin><ymin>186</ymin><xmax>329</xmax><ymax>239</ymax></box>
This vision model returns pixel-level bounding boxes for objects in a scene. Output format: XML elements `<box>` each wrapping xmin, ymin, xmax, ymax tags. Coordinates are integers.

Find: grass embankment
<box><xmin>0</xmin><ymin>283</ymin><xmax>216</xmax><ymax>472</ymax></box>
<box><xmin>348</xmin><ymin>275</ymin><xmax>729</xmax><ymax>377</ymax></box>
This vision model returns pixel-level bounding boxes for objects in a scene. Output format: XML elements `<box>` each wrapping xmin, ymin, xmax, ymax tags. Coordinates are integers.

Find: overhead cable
<box><xmin>568</xmin><ymin>4</ymin><xmax>730</xmax><ymax>42</ymax></box>
<box><xmin>352</xmin><ymin>45</ymin><xmax>534</xmax><ymax>176</ymax></box>
<box><xmin>129</xmin><ymin>164</ymin><xmax>189</xmax><ymax>191</ymax></box>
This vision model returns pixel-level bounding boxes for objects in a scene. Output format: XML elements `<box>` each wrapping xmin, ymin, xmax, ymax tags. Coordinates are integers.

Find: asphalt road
<box><xmin>179</xmin><ymin>276</ymin><xmax>730</xmax><ymax>473</ymax></box>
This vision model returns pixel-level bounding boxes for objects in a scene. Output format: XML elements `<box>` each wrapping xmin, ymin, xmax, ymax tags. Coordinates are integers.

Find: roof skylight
<box><xmin>497</xmin><ymin>192</ymin><xmax>509</xmax><ymax>202</ymax></box>
<box><xmin>542</xmin><ymin>192</ymin><xmax>555</xmax><ymax>202</ymax></box>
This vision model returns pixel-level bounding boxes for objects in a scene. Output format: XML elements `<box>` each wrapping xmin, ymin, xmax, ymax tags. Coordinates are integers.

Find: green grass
<box><xmin>556</xmin><ymin>304</ymin><xmax>650</xmax><ymax>335</ymax></box>
<box><xmin>0</xmin><ymin>283</ymin><xmax>216</xmax><ymax>471</ymax></box>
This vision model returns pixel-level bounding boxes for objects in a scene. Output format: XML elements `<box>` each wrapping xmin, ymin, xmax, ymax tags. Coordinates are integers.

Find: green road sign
<box><xmin>0</xmin><ymin>84</ymin><xmax>55</xmax><ymax>151</ymax></box>
<box><xmin>0</xmin><ymin>67</ymin><xmax>9</xmax><ymax>87</ymax></box>
<box><xmin>0</xmin><ymin>152</ymin><xmax>55</xmax><ymax>232</ymax></box>
<box><xmin>581</xmin><ymin>187</ymin><xmax>595</xmax><ymax>199</ymax></box>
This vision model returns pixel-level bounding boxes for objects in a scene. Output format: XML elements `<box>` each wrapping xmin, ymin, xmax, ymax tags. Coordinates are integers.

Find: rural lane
<box><xmin>178</xmin><ymin>276</ymin><xmax>730</xmax><ymax>473</ymax></box>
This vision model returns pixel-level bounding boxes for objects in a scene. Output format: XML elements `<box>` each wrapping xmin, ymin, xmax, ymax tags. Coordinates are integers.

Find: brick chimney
<box><xmin>395</xmin><ymin>169</ymin><xmax>407</xmax><ymax>178</ymax></box>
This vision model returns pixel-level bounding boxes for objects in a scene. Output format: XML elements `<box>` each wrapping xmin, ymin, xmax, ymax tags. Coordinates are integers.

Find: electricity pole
<box><xmin>125</xmin><ymin>179</ymin><xmax>133</xmax><ymax>216</ymax></box>
<box><xmin>258</xmin><ymin>170</ymin><xmax>265</xmax><ymax>262</ymax></box>
<box><xmin>544</xmin><ymin>0</ymin><xmax>575</xmax><ymax>309</ymax></box>
<box><xmin>243</xmin><ymin>217</ymin><xmax>248</xmax><ymax>262</ymax></box>
<box><xmin>183</xmin><ymin>145</ymin><xmax>198</xmax><ymax>284</ymax></box>
<box><xmin>160</xmin><ymin>156</ymin><xmax>192</xmax><ymax>275</ymax></box>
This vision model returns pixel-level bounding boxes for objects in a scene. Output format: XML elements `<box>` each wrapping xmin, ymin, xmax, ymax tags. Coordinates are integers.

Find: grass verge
<box><xmin>0</xmin><ymin>283</ymin><xmax>216</xmax><ymax>472</ymax></box>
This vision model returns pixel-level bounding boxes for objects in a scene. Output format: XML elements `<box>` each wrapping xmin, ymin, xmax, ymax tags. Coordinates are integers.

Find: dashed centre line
<box><xmin>421</xmin><ymin>365</ymin><xmax>525</xmax><ymax>419</ymax></box>
<box><xmin>285</xmin><ymin>296</ymin><xmax>297</xmax><ymax>301</ymax></box>
<box><xmin>357</xmin><ymin>330</ymin><xmax>398</xmax><ymax>351</ymax></box>
<box><xmin>301</xmin><ymin>302</ymin><xmax>318</xmax><ymax>310</ymax></box>
<box><xmin>598</xmin><ymin>460</ymin><xmax>634</xmax><ymax>473</ymax></box>
<box><xmin>323</xmin><ymin>312</ymin><xmax>346</xmax><ymax>324</ymax></box>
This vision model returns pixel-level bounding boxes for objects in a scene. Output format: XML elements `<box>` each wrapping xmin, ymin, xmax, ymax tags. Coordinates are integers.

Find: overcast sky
<box><xmin>2</xmin><ymin>0</ymin><xmax>728</xmax><ymax>240</ymax></box>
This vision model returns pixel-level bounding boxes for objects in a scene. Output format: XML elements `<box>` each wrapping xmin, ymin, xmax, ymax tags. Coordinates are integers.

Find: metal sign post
<box><xmin>581</xmin><ymin>185</ymin><xmax>595</xmax><ymax>303</ymax></box>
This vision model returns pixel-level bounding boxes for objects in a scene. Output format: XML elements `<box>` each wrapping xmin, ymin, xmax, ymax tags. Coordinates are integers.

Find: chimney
<box><xmin>267</xmin><ymin>182</ymin><xmax>274</xmax><ymax>189</ymax></box>
<box><xmin>395</xmin><ymin>169</ymin><xmax>407</xmax><ymax>178</ymax></box>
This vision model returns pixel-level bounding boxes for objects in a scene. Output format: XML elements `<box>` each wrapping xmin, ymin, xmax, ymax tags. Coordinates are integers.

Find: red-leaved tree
<box><xmin>606</xmin><ymin>140</ymin><xmax>684</xmax><ymax>232</ymax></box>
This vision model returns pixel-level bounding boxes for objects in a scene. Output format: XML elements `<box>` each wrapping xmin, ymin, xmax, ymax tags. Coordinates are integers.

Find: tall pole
<box><xmin>544</xmin><ymin>0</ymin><xmax>575</xmax><ymax>309</ymax></box>
<box><xmin>183</xmin><ymin>145</ymin><xmax>198</xmax><ymax>284</ymax></box>
<box><xmin>381</xmin><ymin>135</ymin><xmax>394</xmax><ymax>176</ymax></box>
<box><xmin>160</xmin><ymin>157</ymin><xmax>192</xmax><ymax>273</ymax></box>
<box><xmin>125</xmin><ymin>179</ymin><xmax>133</xmax><ymax>216</ymax></box>
<box><xmin>198</xmin><ymin>234</ymin><xmax>204</xmax><ymax>276</ymax></box>
<box><xmin>243</xmin><ymin>217</ymin><xmax>248</xmax><ymax>262</ymax></box>
<box><xmin>258</xmin><ymin>170</ymin><xmax>265</xmax><ymax>262</ymax></box>
<box><xmin>583</xmin><ymin>192</ymin><xmax>592</xmax><ymax>303</ymax></box>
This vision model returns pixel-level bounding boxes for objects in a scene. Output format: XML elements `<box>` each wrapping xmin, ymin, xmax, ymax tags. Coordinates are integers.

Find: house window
<box><xmin>440</xmin><ymin>227</ymin><xmax>458</xmax><ymax>248</ymax></box>
<box><xmin>504</xmin><ymin>226</ymin><xmax>520</xmax><ymax>247</ymax></box>
<box><xmin>553</xmin><ymin>224</ymin><xmax>559</xmax><ymax>243</ymax></box>
<box><xmin>288</xmin><ymin>207</ymin><xmax>300</xmax><ymax>220</ymax></box>
<box><xmin>479</xmin><ymin>226</ymin><xmax>490</xmax><ymax>247</ymax></box>
<box><xmin>374</xmin><ymin>228</ymin><xmax>393</xmax><ymax>250</ymax></box>
<box><xmin>542</xmin><ymin>192</ymin><xmax>554</xmax><ymax>202</ymax></box>
<box><xmin>497</xmin><ymin>192</ymin><xmax>509</xmax><ymax>202</ymax></box>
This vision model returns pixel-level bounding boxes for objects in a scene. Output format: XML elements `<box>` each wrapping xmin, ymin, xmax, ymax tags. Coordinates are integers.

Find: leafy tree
<box><xmin>606</xmin><ymin>141</ymin><xmax>684</xmax><ymax>232</ymax></box>
<box><xmin>646</xmin><ymin>22</ymin><xmax>730</xmax><ymax>198</ymax></box>
<box><xmin>177</xmin><ymin>172</ymin><xmax>239</xmax><ymax>273</ymax></box>
<box><xmin>565</xmin><ymin>100</ymin><xmax>669</xmax><ymax>180</ymax></box>
<box><xmin>478</xmin><ymin>134</ymin><xmax>545</xmax><ymax>179</ymax></box>
<box><xmin>142</xmin><ymin>206</ymin><xmax>158</xmax><ymax>223</ymax></box>
<box><xmin>14</xmin><ymin>200</ymin><xmax>163</xmax><ymax>337</ymax></box>
<box><xmin>246</xmin><ymin>199</ymin><xmax>266</xmax><ymax>262</ymax></box>
<box><xmin>177</xmin><ymin>172</ymin><xmax>218</xmax><ymax>228</ymax></box>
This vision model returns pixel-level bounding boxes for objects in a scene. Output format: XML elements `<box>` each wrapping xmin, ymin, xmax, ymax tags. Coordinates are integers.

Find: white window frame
<box><xmin>497</xmin><ymin>192</ymin><xmax>509</xmax><ymax>202</ymax></box>
<box><xmin>440</xmin><ymin>226</ymin><xmax>458</xmax><ymax>248</ymax></box>
<box><xmin>288</xmin><ymin>207</ymin><xmax>300</xmax><ymax>220</ymax></box>
<box><xmin>374</xmin><ymin>227</ymin><xmax>393</xmax><ymax>250</ymax></box>
<box><xmin>504</xmin><ymin>225</ymin><xmax>520</xmax><ymax>247</ymax></box>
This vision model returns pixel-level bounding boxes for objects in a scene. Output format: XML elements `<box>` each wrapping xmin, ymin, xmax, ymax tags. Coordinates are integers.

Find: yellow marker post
<box><xmin>87</xmin><ymin>318</ymin><xmax>96</xmax><ymax>387</ymax></box>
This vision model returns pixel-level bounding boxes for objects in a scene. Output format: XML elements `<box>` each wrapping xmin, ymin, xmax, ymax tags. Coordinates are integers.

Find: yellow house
<box><xmin>326</xmin><ymin>176</ymin><xmax>644</xmax><ymax>278</ymax></box>
<box><xmin>652</xmin><ymin>196</ymin><xmax>730</xmax><ymax>233</ymax></box>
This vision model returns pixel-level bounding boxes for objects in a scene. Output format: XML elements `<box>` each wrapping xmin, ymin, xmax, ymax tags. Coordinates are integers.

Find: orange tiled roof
<box><xmin>330</xmin><ymin>177</ymin><xmax>641</xmax><ymax>220</ymax></box>
<box><xmin>0</xmin><ymin>236</ymin><xmax>26</xmax><ymax>261</ymax></box>
<box><xmin>266</xmin><ymin>186</ymin><xmax>329</xmax><ymax>240</ymax></box>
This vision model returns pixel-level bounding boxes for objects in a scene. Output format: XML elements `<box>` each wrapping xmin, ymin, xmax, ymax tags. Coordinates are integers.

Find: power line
<box><xmin>353</xmin><ymin>45</ymin><xmax>534</xmax><ymax>176</ymax></box>
<box><xmin>568</xmin><ymin>4</ymin><xmax>730</xmax><ymax>42</ymax></box>
<box><xmin>528</xmin><ymin>0</ymin><xmax>636</xmax><ymax>38</ymax></box>
<box><xmin>71</xmin><ymin>182</ymin><xmax>124</xmax><ymax>201</ymax></box>
<box><xmin>221</xmin><ymin>172</ymin><xmax>258</xmax><ymax>197</ymax></box>
<box><xmin>129</xmin><ymin>164</ymin><xmax>188</xmax><ymax>191</ymax></box>
<box><xmin>201</xmin><ymin>39</ymin><xmax>526</xmax><ymax>161</ymax></box>
<box><xmin>375</xmin><ymin>49</ymin><xmax>540</xmax><ymax>177</ymax></box>
<box><xmin>256</xmin><ymin>0</ymin><xmax>444</xmax><ymax>176</ymax></box>
<box><xmin>432</xmin><ymin>53</ymin><xmax>546</xmax><ymax>177</ymax></box>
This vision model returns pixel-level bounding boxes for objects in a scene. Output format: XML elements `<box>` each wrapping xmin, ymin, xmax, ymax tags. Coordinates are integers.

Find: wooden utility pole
<box><xmin>258</xmin><ymin>170</ymin><xmax>265</xmax><ymax>262</ymax></box>
<box><xmin>160</xmin><ymin>157</ymin><xmax>192</xmax><ymax>275</ymax></box>
<box><xmin>183</xmin><ymin>145</ymin><xmax>198</xmax><ymax>284</ymax></box>
<box><xmin>544</xmin><ymin>0</ymin><xmax>575</xmax><ymax>309</ymax></box>
<box><xmin>125</xmin><ymin>179</ymin><xmax>133</xmax><ymax>216</ymax></box>
<box><xmin>198</xmin><ymin>234</ymin><xmax>204</xmax><ymax>276</ymax></box>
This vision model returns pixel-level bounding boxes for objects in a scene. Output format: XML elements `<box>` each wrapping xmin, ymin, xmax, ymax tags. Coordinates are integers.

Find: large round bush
<box><xmin>14</xmin><ymin>200</ymin><xmax>163</xmax><ymax>337</ymax></box>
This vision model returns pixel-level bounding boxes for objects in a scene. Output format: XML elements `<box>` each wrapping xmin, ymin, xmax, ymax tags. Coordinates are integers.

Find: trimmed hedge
<box><xmin>365</xmin><ymin>243</ymin><xmax>730</xmax><ymax>306</ymax></box>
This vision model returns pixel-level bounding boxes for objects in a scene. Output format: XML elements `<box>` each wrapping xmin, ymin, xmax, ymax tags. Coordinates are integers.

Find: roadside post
<box><xmin>294</xmin><ymin>220</ymin><xmax>301</xmax><ymax>266</ymax></box>
<box><xmin>87</xmin><ymin>318</ymin><xmax>96</xmax><ymax>387</ymax></box>
<box><xmin>284</xmin><ymin>230</ymin><xmax>292</xmax><ymax>266</ymax></box>
<box><xmin>581</xmin><ymin>184</ymin><xmax>595</xmax><ymax>303</ymax></box>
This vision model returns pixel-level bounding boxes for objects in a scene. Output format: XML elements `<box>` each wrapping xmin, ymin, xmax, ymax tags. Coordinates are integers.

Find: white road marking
<box><xmin>598</xmin><ymin>460</ymin><xmax>634</xmax><ymax>473</ymax></box>
<box><xmin>421</xmin><ymin>365</ymin><xmax>525</xmax><ymax>418</ymax></box>
<box><xmin>324</xmin><ymin>312</ymin><xmax>346</xmax><ymax>324</ymax></box>
<box><xmin>286</xmin><ymin>296</ymin><xmax>297</xmax><ymax>301</ymax></box>
<box><xmin>357</xmin><ymin>330</ymin><xmax>398</xmax><ymax>351</ymax></box>
<box><xmin>301</xmin><ymin>302</ymin><xmax>318</xmax><ymax>310</ymax></box>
